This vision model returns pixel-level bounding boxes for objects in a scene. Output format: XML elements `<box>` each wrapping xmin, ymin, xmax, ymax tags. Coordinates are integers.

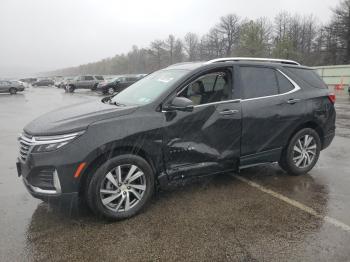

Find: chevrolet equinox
<box><xmin>16</xmin><ymin>58</ymin><xmax>336</xmax><ymax>220</ymax></box>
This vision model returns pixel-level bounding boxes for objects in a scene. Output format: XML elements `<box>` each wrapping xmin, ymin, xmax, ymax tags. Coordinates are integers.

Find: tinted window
<box><xmin>85</xmin><ymin>76</ymin><xmax>94</xmax><ymax>81</ymax></box>
<box><xmin>240</xmin><ymin>67</ymin><xmax>278</xmax><ymax>99</ymax></box>
<box><xmin>95</xmin><ymin>76</ymin><xmax>104</xmax><ymax>80</ymax></box>
<box><xmin>285</xmin><ymin>67</ymin><xmax>327</xmax><ymax>89</ymax></box>
<box><xmin>178</xmin><ymin>71</ymin><xmax>231</xmax><ymax>105</ymax></box>
<box><xmin>276</xmin><ymin>72</ymin><xmax>294</xmax><ymax>93</ymax></box>
<box><xmin>126</xmin><ymin>77</ymin><xmax>137</xmax><ymax>81</ymax></box>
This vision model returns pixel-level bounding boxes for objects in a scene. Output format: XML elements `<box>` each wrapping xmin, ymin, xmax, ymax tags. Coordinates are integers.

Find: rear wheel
<box><xmin>86</xmin><ymin>154</ymin><xmax>154</xmax><ymax>220</ymax></box>
<box><xmin>91</xmin><ymin>83</ymin><xmax>98</xmax><ymax>91</ymax></box>
<box><xmin>279</xmin><ymin>128</ymin><xmax>321</xmax><ymax>176</ymax></box>
<box><xmin>66</xmin><ymin>85</ymin><xmax>75</xmax><ymax>93</ymax></box>
<box><xmin>9</xmin><ymin>88</ymin><xmax>17</xmax><ymax>95</ymax></box>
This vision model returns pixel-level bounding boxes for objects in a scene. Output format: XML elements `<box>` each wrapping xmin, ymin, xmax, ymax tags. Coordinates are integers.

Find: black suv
<box><xmin>95</xmin><ymin>75</ymin><xmax>142</xmax><ymax>95</ymax></box>
<box><xmin>17</xmin><ymin>58</ymin><xmax>336</xmax><ymax>220</ymax></box>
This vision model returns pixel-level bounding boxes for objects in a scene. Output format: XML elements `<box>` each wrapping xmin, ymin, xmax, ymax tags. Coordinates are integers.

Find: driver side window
<box><xmin>178</xmin><ymin>71</ymin><xmax>232</xmax><ymax>106</ymax></box>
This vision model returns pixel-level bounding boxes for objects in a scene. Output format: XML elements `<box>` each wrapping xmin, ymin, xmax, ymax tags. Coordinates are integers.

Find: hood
<box><xmin>24</xmin><ymin>100</ymin><xmax>138</xmax><ymax>136</ymax></box>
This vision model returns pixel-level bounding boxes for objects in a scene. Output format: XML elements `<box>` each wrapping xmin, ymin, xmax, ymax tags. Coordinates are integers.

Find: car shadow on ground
<box><xmin>28</xmin><ymin>164</ymin><xmax>329</xmax><ymax>225</ymax></box>
<box><xmin>24</xmin><ymin>165</ymin><xmax>331</xmax><ymax>261</ymax></box>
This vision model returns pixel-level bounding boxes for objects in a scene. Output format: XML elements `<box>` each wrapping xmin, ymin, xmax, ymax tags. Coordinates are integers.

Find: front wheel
<box><xmin>86</xmin><ymin>154</ymin><xmax>155</xmax><ymax>220</ymax></box>
<box><xmin>107</xmin><ymin>87</ymin><xmax>115</xmax><ymax>95</ymax></box>
<box><xmin>9</xmin><ymin>88</ymin><xmax>17</xmax><ymax>95</ymax></box>
<box><xmin>279</xmin><ymin>128</ymin><xmax>321</xmax><ymax>176</ymax></box>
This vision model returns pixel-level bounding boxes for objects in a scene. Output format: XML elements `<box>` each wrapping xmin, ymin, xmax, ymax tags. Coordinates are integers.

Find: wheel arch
<box><xmin>286</xmin><ymin>121</ymin><xmax>324</xmax><ymax>149</ymax></box>
<box><xmin>78</xmin><ymin>144</ymin><xmax>159</xmax><ymax>197</ymax></box>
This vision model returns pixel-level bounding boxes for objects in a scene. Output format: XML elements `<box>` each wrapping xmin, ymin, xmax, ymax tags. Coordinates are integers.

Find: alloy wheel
<box><xmin>100</xmin><ymin>164</ymin><xmax>146</xmax><ymax>212</ymax></box>
<box><xmin>108</xmin><ymin>87</ymin><xmax>115</xmax><ymax>95</ymax></box>
<box><xmin>292</xmin><ymin>134</ymin><xmax>317</xmax><ymax>168</ymax></box>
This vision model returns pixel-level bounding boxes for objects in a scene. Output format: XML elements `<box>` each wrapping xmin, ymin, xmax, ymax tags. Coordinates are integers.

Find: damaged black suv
<box><xmin>17</xmin><ymin>58</ymin><xmax>336</xmax><ymax>220</ymax></box>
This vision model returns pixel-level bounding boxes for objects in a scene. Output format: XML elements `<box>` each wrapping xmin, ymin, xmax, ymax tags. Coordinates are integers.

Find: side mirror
<box><xmin>166</xmin><ymin>97</ymin><xmax>194</xmax><ymax>112</ymax></box>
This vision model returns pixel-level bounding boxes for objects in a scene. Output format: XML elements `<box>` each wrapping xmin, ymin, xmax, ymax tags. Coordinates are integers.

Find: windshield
<box><xmin>111</xmin><ymin>69</ymin><xmax>188</xmax><ymax>105</ymax></box>
<box><xmin>111</xmin><ymin>77</ymin><xmax>121</xmax><ymax>82</ymax></box>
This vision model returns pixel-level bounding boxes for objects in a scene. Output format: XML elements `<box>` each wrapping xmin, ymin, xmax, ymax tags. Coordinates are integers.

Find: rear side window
<box><xmin>276</xmin><ymin>72</ymin><xmax>294</xmax><ymax>93</ymax></box>
<box><xmin>285</xmin><ymin>67</ymin><xmax>327</xmax><ymax>89</ymax></box>
<box><xmin>85</xmin><ymin>76</ymin><xmax>94</xmax><ymax>81</ymax></box>
<box><xmin>240</xmin><ymin>67</ymin><xmax>278</xmax><ymax>99</ymax></box>
<box><xmin>95</xmin><ymin>76</ymin><xmax>104</xmax><ymax>80</ymax></box>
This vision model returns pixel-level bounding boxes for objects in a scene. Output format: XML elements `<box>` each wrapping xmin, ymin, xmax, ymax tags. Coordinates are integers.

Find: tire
<box><xmin>9</xmin><ymin>88</ymin><xmax>17</xmax><ymax>95</ymax></box>
<box><xmin>86</xmin><ymin>154</ymin><xmax>155</xmax><ymax>220</ymax></box>
<box><xmin>67</xmin><ymin>85</ymin><xmax>75</xmax><ymax>93</ymax></box>
<box><xmin>91</xmin><ymin>84</ymin><xmax>98</xmax><ymax>91</ymax></box>
<box><xmin>279</xmin><ymin>128</ymin><xmax>321</xmax><ymax>176</ymax></box>
<box><xmin>107</xmin><ymin>87</ymin><xmax>115</xmax><ymax>95</ymax></box>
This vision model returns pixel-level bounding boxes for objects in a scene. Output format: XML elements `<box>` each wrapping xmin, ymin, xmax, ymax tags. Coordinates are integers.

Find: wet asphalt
<box><xmin>1</xmin><ymin>87</ymin><xmax>350</xmax><ymax>261</ymax></box>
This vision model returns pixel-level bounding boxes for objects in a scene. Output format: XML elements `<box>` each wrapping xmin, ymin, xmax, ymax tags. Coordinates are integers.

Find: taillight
<box><xmin>328</xmin><ymin>93</ymin><xmax>336</xmax><ymax>104</ymax></box>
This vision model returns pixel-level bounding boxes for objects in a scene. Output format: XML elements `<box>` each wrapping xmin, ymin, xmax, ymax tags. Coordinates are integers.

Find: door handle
<box><xmin>287</xmin><ymin>98</ymin><xmax>301</xmax><ymax>104</ymax></box>
<box><xmin>219</xmin><ymin>109</ymin><xmax>239</xmax><ymax>115</ymax></box>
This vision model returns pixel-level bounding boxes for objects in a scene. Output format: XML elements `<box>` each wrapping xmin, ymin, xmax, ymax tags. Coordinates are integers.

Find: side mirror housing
<box><xmin>165</xmin><ymin>97</ymin><xmax>194</xmax><ymax>112</ymax></box>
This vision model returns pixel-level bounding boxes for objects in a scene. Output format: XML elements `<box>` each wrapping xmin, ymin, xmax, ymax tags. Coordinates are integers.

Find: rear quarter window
<box><xmin>276</xmin><ymin>72</ymin><xmax>294</xmax><ymax>93</ymax></box>
<box><xmin>285</xmin><ymin>67</ymin><xmax>328</xmax><ymax>89</ymax></box>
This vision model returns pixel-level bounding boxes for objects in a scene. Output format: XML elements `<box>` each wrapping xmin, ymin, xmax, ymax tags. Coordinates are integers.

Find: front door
<box><xmin>162</xmin><ymin>68</ymin><xmax>242</xmax><ymax>179</ymax></box>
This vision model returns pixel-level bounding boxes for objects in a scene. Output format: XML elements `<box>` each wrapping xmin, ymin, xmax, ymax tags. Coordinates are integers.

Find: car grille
<box><xmin>18</xmin><ymin>133</ymin><xmax>34</xmax><ymax>161</ymax></box>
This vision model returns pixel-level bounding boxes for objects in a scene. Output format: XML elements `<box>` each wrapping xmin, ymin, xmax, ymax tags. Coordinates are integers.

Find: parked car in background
<box><xmin>17</xmin><ymin>58</ymin><xmax>335</xmax><ymax>220</ymax></box>
<box><xmin>66</xmin><ymin>75</ymin><xmax>104</xmax><ymax>92</ymax></box>
<box><xmin>20</xmin><ymin>78</ymin><xmax>37</xmax><ymax>84</ymax></box>
<box><xmin>32</xmin><ymin>79</ymin><xmax>55</xmax><ymax>87</ymax></box>
<box><xmin>96</xmin><ymin>75</ymin><xmax>143</xmax><ymax>95</ymax></box>
<box><xmin>0</xmin><ymin>80</ymin><xmax>25</xmax><ymax>94</ymax></box>
<box><xmin>53</xmin><ymin>76</ymin><xmax>63</xmax><ymax>87</ymax></box>
<box><xmin>55</xmin><ymin>77</ymin><xmax>73</xmax><ymax>89</ymax></box>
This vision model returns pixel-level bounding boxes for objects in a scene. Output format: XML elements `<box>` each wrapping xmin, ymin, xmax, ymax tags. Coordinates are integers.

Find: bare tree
<box><xmin>330</xmin><ymin>0</ymin><xmax>350</xmax><ymax>63</ymax></box>
<box><xmin>149</xmin><ymin>40</ymin><xmax>166</xmax><ymax>70</ymax></box>
<box><xmin>165</xmin><ymin>35</ymin><xmax>176</xmax><ymax>65</ymax></box>
<box><xmin>173</xmin><ymin>39</ymin><xmax>185</xmax><ymax>63</ymax></box>
<box><xmin>216</xmin><ymin>14</ymin><xmax>240</xmax><ymax>56</ymax></box>
<box><xmin>184</xmin><ymin>32</ymin><xmax>199</xmax><ymax>61</ymax></box>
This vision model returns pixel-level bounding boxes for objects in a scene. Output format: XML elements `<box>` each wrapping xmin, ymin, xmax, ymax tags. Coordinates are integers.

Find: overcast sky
<box><xmin>0</xmin><ymin>0</ymin><xmax>337</xmax><ymax>77</ymax></box>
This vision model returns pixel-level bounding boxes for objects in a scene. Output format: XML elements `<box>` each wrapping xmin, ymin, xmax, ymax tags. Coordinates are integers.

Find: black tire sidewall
<box><xmin>108</xmin><ymin>87</ymin><xmax>115</xmax><ymax>95</ymax></box>
<box><xmin>285</xmin><ymin>128</ymin><xmax>321</xmax><ymax>176</ymax></box>
<box><xmin>9</xmin><ymin>88</ymin><xmax>17</xmax><ymax>94</ymax></box>
<box><xmin>87</xmin><ymin>154</ymin><xmax>154</xmax><ymax>220</ymax></box>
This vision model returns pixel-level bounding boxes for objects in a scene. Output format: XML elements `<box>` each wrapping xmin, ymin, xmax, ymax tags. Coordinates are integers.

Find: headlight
<box><xmin>31</xmin><ymin>131</ymin><xmax>85</xmax><ymax>153</ymax></box>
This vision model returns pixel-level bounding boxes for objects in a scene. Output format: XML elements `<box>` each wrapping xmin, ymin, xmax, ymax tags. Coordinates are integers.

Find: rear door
<box><xmin>162</xmin><ymin>67</ymin><xmax>242</xmax><ymax>179</ymax></box>
<box><xmin>76</xmin><ymin>76</ymin><xmax>85</xmax><ymax>88</ymax></box>
<box><xmin>84</xmin><ymin>76</ymin><xmax>94</xmax><ymax>89</ymax></box>
<box><xmin>0</xmin><ymin>81</ymin><xmax>7</xmax><ymax>92</ymax></box>
<box><xmin>239</xmin><ymin>65</ymin><xmax>305</xmax><ymax>166</ymax></box>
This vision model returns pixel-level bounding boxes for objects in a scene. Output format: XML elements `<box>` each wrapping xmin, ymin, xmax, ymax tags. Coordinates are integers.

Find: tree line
<box><xmin>48</xmin><ymin>0</ymin><xmax>350</xmax><ymax>76</ymax></box>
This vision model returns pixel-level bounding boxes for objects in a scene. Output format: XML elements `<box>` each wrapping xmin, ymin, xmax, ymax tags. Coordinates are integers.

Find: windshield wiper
<box><xmin>109</xmin><ymin>101</ymin><xmax>126</xmax><ymax>107</ymax></box>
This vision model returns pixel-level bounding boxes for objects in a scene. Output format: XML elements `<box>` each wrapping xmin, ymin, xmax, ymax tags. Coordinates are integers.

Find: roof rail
<box><xmin>205</xmin><ymin>57</ymin><xmax>300</xmax><ymax>66</ymax></box>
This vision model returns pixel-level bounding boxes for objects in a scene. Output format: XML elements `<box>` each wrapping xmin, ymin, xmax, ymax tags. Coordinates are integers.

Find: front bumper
<box><xmin>16</xmin><ymin>153</ymin><xmax>83</xmax><ymax>199</ymax></box>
